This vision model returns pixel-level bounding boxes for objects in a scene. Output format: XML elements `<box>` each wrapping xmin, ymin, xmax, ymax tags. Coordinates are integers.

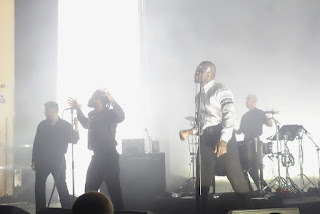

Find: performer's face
<box><xmin>44</xmin><ymin>107</ymin><xmax>56</xmax><ymax>121</ymax></box>
<box><xmin>88</xmin><ymin>97</ymin><xmax>98</xmax><ymax>109</ymax></box>
<box><xmin>246</xmin><ymin>96</ymin><xmax>256</xmax><ymax>110</ymax></box>
<box><xmin>194</xmin><ymin>67</ymin><xmax>204</xmax><ymax>83</ymax></box>
<box><xmin>194</xmin><ymin>68</ymin><xmax>212</xmax><ymax>84</ymax></box>
<box><xmin>88</xmin><ymin>97</ymin><xmax>104</xmax><ymax>111</ymax></box>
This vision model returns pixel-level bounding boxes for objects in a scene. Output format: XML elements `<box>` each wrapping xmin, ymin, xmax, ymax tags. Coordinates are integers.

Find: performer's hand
<box><xmin>215</xmin><ymin>140</ymin><xmax>227</xmax><ymax>157</ymax></box>
<box><xmin>31</xmin><ymin>162</ymin><xmax>36</xmax><ymax>171</ymax></box>
<box><xmin>179</xmin><ymin>129</ymin><xmax>193</xmax><ymax>141</ymax></box>
<box><xmin>102</xmin><ymin>89</ymin><xmax>115</xmax><ymax>104</ymax></box>
<box><xmin>67</xmin><ymin>97</ymin><xmax>79</xmax><ymax>110</ymax></box>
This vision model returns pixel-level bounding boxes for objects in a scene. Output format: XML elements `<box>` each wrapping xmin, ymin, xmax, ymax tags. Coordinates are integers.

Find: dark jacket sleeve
<box><xmin>32</xmin><ymin>123</ymin><xmax>41</xmax><ymax>163</ymax></box>
<box><xmin>77</xmin><ymin>108</ymin><xmax>89</xmax><ymax>129</ymax></box>
<box><xmin>66</xmin><ymin>121</ymin><xmax>80</xmax><ymax>144</ymax></box>
<box><xmin>71</xmin><ymin>129</ymin><xmax>80</xmax><ymax>144</ymax></box>
<box><xmin>111</xmin><ymin>102</ymin><xmax>125</xmax><ymax>123</ymax></box>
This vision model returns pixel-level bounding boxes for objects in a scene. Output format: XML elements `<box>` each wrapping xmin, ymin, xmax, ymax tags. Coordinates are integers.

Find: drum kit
<box><xmin>262</xmin><ymin>111</ymin><xmax>320</xmax><ymax>196</ymax></box>
<box><xmin>173</xmin><ymin>110</ymin><xmax>320</xmax><ymax>198</ymax></box>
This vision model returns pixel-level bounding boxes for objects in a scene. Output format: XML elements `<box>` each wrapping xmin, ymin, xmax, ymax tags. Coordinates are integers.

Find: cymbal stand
<box><xmin>188</xmin><ymin>134</ymin><xmax>197</xmax><ymax>192</ymax></box>
<box><xmin>173</xmin><ymin>74</ymin><xmax>204</xmax><ymax>200</ymax></box>
<box><xmin>303</xmin><ymin>129</ymin><xmax>320</xmax><ymax>189</ymax></box>
<box><xmin>266</xmin><ymin>118</ymin><xmax>287</xmax><ymax>192</ymax></box>
<box><xmin>272</xmin><ymin>119</ymin><xmax>284</xmax><ymax>188</ymax></box>
<box><xmin>172</xmin><ymin>134</ymin><xmax>198</xmax><ymax>197</ymax></box>
<box><xmin>297</xmin><ymin>130</ymin><xmax>317</xmax><ymax>192</ymax></box>
<box><xmin>281</xmin><ymin>136</ymin><xmax>302</xmax><ymax>196</ymax></box>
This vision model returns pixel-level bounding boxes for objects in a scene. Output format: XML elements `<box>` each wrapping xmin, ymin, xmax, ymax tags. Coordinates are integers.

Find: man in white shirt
<box><xmin>180</xmin><ymin>61</ymin><xmax>252</xmax><ymax>213</ymax></box>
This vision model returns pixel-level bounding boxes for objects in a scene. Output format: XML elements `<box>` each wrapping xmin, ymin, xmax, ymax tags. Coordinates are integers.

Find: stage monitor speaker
<box><xmin>0</xmin><ymin>205</ymin><xmax>30</xmax><ymax>214</ymax></box>
<box><xmin>227</xmin><ymin>208</ymin><xmax>300</xmax><ymax>214</ymax></box>
<box><xmin>38</xmin><ymin>208</ymin><xmax>148</xmax><ymax>214</ymax></box>
<box><xmin>120</xmin><ymin>153</ymin><xmax>166</xmax><ymax>210</ymax></box>
<box><xmin>39</xmin><ymin>208</ymin><xmax>71</xmax><ymax>214</ymax></box>
<box><xmin>115</xmin><ymin>211</ymin><xmax>148</xmax><ymax>214</ymax></box>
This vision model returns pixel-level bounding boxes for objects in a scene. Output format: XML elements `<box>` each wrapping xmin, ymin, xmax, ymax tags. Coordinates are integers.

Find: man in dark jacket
<box><xmin>68</xmin><ymin>89</ymin><xmax>125</xmax><ymax>210</ymax></box>
<box><xmin>32</xmin><ymin>101</ymin><xmax>79</xmax><ymax>214</ymax></box>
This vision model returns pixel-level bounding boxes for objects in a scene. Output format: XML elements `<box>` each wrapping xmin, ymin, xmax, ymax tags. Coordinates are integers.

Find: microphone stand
<box><xmin>70</xmin><ymin>109</ymin><xmax>76</xmax><ymax>203</ymax></box>
<box><xmin>195</xmin><ymin>73</ymin><xmax>204</xmax><ymax>214</ymax></box>
<box><xmin>145</xmin><ymin>128</ymin><xmax>152</xmax><ymax>153</ymax></box>
<box><xmin>303</xmin><ymin>129</ymin><xmax>320</xmax><ymax>188</ymax></box>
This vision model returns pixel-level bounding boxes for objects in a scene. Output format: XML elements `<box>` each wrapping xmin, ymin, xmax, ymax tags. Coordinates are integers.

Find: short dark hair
<box><xmin>44</xmin><ymin>101</ymin><xmax>59</xmax><ymax>113</ymax></box>
<box><xmin>72</xmin><ymin>191</ymin><xmax>114</xmax><ymax>214</ymax></box>
<box><xmin>198</xmin><ymin>61</ymin><xmax>216</xmax><ymax>73</ymax></box>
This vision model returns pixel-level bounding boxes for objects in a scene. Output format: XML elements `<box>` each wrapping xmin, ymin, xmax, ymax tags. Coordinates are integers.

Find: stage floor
<box><xmin>1</xmin><ymin>193</ymin><xmax>320</xmax><ymax>214</ymax></box>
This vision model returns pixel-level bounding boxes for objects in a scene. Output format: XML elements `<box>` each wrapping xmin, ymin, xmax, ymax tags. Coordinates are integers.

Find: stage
<box><xmin>1</xmin><ymin>191</ymin><xmax>320</xmax><ymax>214</ymax></box>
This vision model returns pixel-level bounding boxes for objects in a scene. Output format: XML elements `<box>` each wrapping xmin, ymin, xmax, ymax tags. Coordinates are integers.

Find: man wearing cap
<box><xmin>179</xmin><ymin>61</ymin><xmax>252</xmax><ymax>213</ymax></box>
<box><xmin>32</xmin><ymin>101</ymin><xmax>79</xmax><ymax>214</ymax></box>
<box><xmin>68</xmin><ymin>89</ymin><xmax>125</xmax><ymax>210</ymax></box>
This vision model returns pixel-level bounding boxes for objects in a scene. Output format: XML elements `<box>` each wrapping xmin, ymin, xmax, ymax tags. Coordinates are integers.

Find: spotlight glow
<box><xmin>57</xmin><ymin>0</ymin><xmax>141</xmax><ymax>196</ymax></box>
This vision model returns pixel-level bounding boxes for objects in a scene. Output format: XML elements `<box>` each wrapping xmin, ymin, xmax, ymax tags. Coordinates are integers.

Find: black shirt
<box><xmin>32</xmin><ymin>118</ymin><xmax>79</xmax><ymax>164</ymax></box>
<box><xmin>77</xmin><ymin>103</ymin><xmax>125</xmax><ymax>154</ymax></box>
<box><xmin>239</xmin><ymin>108</ymin><xmax>268</xmax><ymax>140</ymax></box>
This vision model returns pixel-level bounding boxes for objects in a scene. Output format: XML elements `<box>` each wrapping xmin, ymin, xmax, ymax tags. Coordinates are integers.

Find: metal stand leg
<box><xmin>172</xmin><ymin>136</ymin><xmax>198</xmax><ymax>197</ymax></box>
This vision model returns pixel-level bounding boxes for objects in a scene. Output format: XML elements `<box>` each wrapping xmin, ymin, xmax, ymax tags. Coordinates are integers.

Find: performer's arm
<box><xmin>106</xmin><ymin>92</ymin><xmax>125</xmax><ymax>123</ymax></box>
<box><xmin>68</xmin><ymin>97</ymin><xmax>89</xmax><ymax>129</ymax></box>
<box><xmin>31</xmin><ymin>124</ymin><xmax>41</xmax><ymax>171</ymax></box>
<box><xmin>266</xmin><ymin>117</ymin><xmax>273</xmax><ymax>127</ymax></box>
<box><xmin>235</xmin><ymin>118</ymin><xmax>243</xmax><ymax>135</ymax></box>
<box><xmin>215</xmin><ymin>88</ymin><xmax>235</xmax><ymax>157</ymax></box>
<box><xmin>179</xmin><ymin>129</ymin><xmax>194</xmax><ymax>141</ymax></box>
<box><xmin>262</xmin><ymin>110</ymin><xmax>273</xmax><ymax>128</ymax></box>
<box><xmin>218</xmin><ymin>89</ymin><xmax>235</xmax><ymax>143</ymax></box>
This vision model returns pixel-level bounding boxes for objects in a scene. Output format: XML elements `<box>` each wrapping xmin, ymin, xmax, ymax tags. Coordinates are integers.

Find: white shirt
<box><xmin>193</xmin><ymin>79</ymin><xmax>235</xmax><ymax>142</ymax></box>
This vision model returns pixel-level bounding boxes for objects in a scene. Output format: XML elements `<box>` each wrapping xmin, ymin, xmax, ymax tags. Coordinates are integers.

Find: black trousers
<box><xmin>196</xmin><ymin>125</ymin><xmax>252</xmax><ymax>213</ymax></box>
<box><xmin>35</xmin><ymin>158</ymin><xmax>71</xmax><ymax>213</ymax></box>
<box><xmin>85</xmin><ymin>152</ymin><xmax>124</xmax><ymax>210</ymax></box>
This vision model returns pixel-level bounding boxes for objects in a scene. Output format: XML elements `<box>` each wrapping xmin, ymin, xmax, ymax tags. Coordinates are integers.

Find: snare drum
<box><xmin>263</xmin><ymin>142</ymin><xmax>273</xmax><ymax>155</ymax></box>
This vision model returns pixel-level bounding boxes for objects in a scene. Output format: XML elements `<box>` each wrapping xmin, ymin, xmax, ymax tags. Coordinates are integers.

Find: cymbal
<box><xmin>264</xmin><ymin>110</ymin><xmax>279</xmax><ymax>114</ymax></box>
<box><xmin>185</xmin><ymin>116</ymin><xmax>195</xmax><ymax>121</ymax></box>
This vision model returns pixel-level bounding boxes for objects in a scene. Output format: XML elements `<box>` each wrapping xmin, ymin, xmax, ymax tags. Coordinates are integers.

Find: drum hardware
<box><xmin>302</xmin><ymin>129</ymin><xmax>320</xmax><ymax>189</ymax></box>
<box><xmin>268</xmin><ymin>124</ymin><xmax>304</xmax><ymax>141</ymax></box>
<box><xmin>266</xmin><ymin>124</ymin><xmax>319</xmax><ymax>196</ymax></box>
<box><xmin>172</xmin><ymin>129</ymin><xmax>198</xmax><ymax>198</ymax></box>
<box><xmin>278</xmin><ymin>125</ymin><xmax>318</xmax><ymax>194</ymax></box>
<box><xmin>264</xmin><ymin>110</ymin><xmax>280</xmax><ymax>115</ymax></box>
<box><xmin>295</xmin><ymin>127</ymin><xmax>319</xmax><ymax>192</ymax></box>
<box><xmin>265</xmin><ymin>118</ymin><xmax>291</xmax><ymax>193</ymax></box>
<box><xmin>282</xmin><ymin>135</ymin><xmax>303</xmax><ymax>196</ymax></box>
<box><xmin>263</xmin><ymin>142</ymin><xmax>273</xmax><ymax>155</ymax></box>
<box><xmin>281</xmin><ymin>152</ymin><xmax>295</xmax><ymax>167</ymax></box>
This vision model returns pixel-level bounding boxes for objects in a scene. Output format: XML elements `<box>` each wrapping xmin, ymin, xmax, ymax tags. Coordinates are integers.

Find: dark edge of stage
<box><xmin>152</xmin><ymin>192</ymin><xmax>320</xmax><ymax>214</ymax></box>
<box><xmin>1</xmin><ymin>191</ymin><xmax>320</xmax><ymax>214</ymax></box>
